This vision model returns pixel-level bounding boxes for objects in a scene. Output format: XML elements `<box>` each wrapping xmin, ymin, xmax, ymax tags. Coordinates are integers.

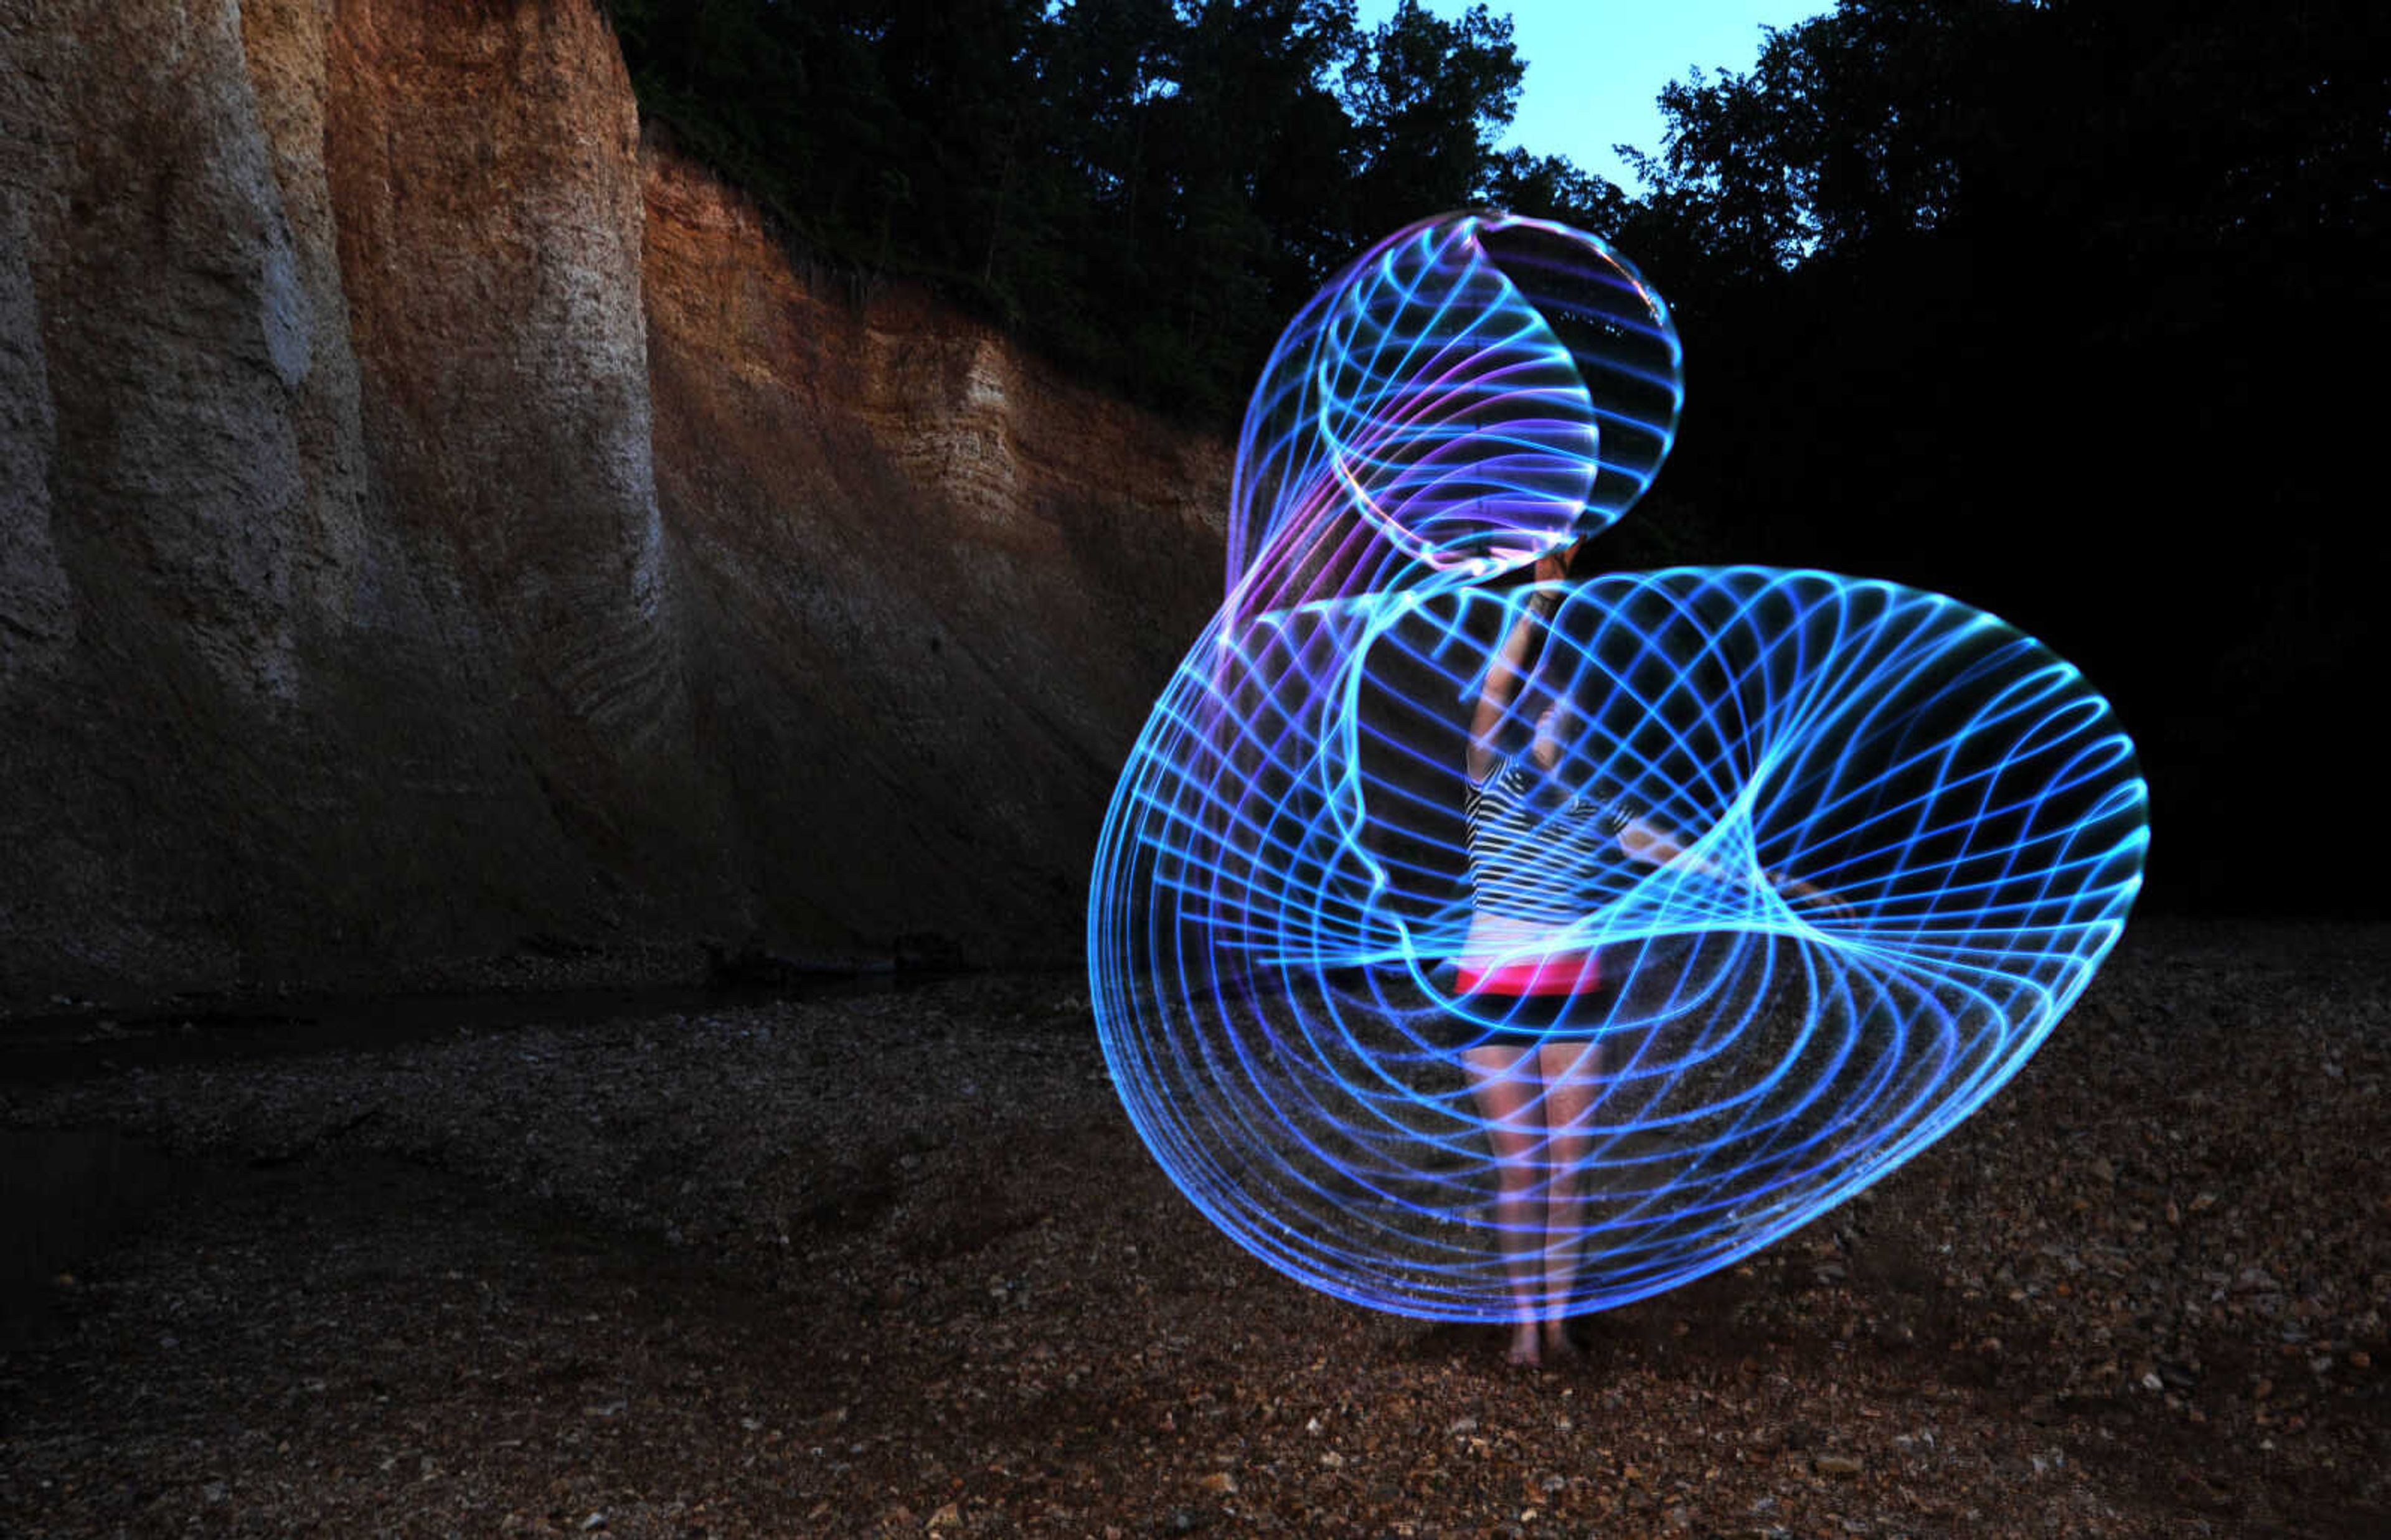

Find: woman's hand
<box><xmin>1531</xmin><ymin>538</ymin><xmax>1583</xmax><ymax>586</ymax></box>
<box><xmin>1781</xmin><ymin>878</ymin><xmax>1856</xmax><ymax>923</ymax></box>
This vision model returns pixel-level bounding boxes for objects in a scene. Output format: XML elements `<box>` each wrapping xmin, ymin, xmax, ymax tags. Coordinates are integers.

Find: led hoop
<box><xmin>1088</xmin><ymin>213</ymin><xmax>2149</xmax><ymax>1322</ymax></box>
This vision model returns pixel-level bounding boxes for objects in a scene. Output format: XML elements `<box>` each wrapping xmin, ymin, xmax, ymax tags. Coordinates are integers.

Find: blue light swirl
<box><xmin>1088</xmin><ymin>214</ymin><xmax>2148</xmax><ymax>1322</ymax></box>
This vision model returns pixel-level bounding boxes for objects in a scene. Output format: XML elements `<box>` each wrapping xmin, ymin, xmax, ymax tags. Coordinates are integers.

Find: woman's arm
<box><xmin>1466</xmin><ymin>549</ymin><xmax>1571</xmax><ymax>781</ymax></box>
<box><xmin>1616</xmin><ymin>815</ymin><xmax>1711</xmax><ymax>875</ymax></box>
<box><xmin>1773</xmin><ymin>871</ymin><xmax>1844</xmax><ymax>912</ymax></box>
<box><xmin>1617</xmin><ymin>815</ymin><xmax>1849</xmax><ymax>916</ymax></box>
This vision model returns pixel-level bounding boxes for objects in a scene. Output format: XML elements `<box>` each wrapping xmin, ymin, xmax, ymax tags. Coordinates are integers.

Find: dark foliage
<box><xmin>605</xmin><ymin>0</ymin><xmax>1592</xmax><ymax>417</ymax></box>
<box><xmin>1621</xmin><ymin>0</ymin><xmax>2388</xmax><ymax>915</ymax></box>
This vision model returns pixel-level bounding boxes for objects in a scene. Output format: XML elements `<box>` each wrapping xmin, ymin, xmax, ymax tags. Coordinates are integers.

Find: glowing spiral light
<box><xmin>1088</xmin><ymin>213</ymin><xmax>2148</xmax><ymax>1321</ymax></box>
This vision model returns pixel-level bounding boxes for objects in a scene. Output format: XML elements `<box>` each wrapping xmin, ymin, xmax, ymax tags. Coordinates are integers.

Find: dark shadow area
<box><xmin>4</xmin><ymin>932</ymin><xmax>2384</xmax><ymax>1536</ymax></box>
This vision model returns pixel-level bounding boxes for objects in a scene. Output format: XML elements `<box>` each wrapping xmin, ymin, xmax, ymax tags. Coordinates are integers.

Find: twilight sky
<box><xmin>1354</xmin><ymin>0</ymin><xmax>1834</xmax><ymax>190</ymax></box>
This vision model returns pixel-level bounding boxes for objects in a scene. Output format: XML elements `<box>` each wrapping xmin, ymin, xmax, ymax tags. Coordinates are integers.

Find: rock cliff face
<box><xmin>0</xmin><ymin>0</ymin><xmax>1227</xmax><ymax>1009</ymax></box>
<box><xmin>639</xmin><ymin>156</ymin><xmax>1227</xmax><ymax>955</ymax></box>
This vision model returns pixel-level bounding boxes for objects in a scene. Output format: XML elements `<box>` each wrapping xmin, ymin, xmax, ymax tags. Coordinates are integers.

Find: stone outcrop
<box><xmin>0</xmin><ymin>0</ymin><xmax>1227</xmax><ymax>1010</ymax></box>
<box><xmin>639</xmin><ymin>153</ymin><xmax>1226</xmax><ymax>957</ymax></box>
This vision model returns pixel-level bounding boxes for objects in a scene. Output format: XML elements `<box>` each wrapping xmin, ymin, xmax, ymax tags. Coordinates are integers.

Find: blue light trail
<box><xmin>1089</xmin><ymin>213</ymin><xmax>2148</xmax><ymax>1322</ymax></box>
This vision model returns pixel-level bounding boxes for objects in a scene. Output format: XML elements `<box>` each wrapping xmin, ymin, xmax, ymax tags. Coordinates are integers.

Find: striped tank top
<box><xmin>1463</xmin><ymin>760</ymin><xmax>1634</xmax><ymax>927</ymax></box>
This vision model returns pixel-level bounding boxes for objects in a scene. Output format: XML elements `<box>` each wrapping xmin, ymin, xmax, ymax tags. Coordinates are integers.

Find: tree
<box><xmin>1626</xmin><ymin>0</ymin><xmax>2389</xmax><ymax>913</ymax></box>
<box><xmin>1481</xmin><ymin>148</ymin><xmax>1631</xmax><ymax>234</ymax></box>
<box><xmin>1341</xmin><ymin>1</ymin><xmax>1526</xmax><ymax>239</ymax></box>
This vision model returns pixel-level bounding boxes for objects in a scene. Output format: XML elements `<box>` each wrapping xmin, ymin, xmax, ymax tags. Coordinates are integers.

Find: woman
<box><xmin>1457</xmin><ymin>542</ymin><xmax>1839</xmax><ymax>1366</ymax></box>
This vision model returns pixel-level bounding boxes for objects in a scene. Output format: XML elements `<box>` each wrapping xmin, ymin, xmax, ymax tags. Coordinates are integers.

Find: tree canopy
<box><xmin>606</xmin><ymin>0</ymin><xmax>1599</xmax><ymax>415</ymax></box>
<box><xmin>1611</xmin><ymin>0</ymin><xmax>2385</xmax><ymax>915</ymax></box>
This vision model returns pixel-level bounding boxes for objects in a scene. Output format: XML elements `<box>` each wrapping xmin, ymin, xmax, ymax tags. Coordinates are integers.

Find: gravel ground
<box><xmin>2</xmin><ymin>919</ymin><xmax>2385</xmax><ymax>1538</ymax></box>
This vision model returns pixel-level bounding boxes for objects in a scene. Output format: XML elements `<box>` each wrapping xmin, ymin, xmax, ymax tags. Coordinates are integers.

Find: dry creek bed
<box><xmin>1</xmin><ymin>918</ymin><xmax>2386</xmax><ymax>1538</ymax></box>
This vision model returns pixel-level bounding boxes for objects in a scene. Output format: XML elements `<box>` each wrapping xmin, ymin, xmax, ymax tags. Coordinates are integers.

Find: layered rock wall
<box><xmin>639</xmin><ymin>154</ymin><xmax>1225</xmax><ymax>955</ymax></box>
<box><xmin>0</xmin><ymin>0</ymin><xmax>1226</xmax><ymax>1008</ymax></box>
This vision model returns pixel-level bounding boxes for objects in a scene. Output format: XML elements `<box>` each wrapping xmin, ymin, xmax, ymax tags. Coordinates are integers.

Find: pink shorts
<box><xmin>1453</xmin><ymin>949</ymin><xmax>1601</xmax><ymax>997</ymax></box>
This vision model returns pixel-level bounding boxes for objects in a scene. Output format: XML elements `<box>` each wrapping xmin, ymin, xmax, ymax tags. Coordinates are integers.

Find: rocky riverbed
<box><xmin>2</xmin><ymin>919</ymin><xmax>2385</xmax><ymax>1536</ymax></box>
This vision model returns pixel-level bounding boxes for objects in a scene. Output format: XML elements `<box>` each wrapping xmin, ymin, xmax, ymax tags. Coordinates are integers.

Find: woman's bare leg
<box><xmin>1464</xmin><ymin>1043</ymin><xmax>1544</xmax><ymax>1364</ymax></box>
<box><xmin>1535</xmin><ymin>1037</ymin><xmax>1603</xmax><ymax>1352</ymax></box>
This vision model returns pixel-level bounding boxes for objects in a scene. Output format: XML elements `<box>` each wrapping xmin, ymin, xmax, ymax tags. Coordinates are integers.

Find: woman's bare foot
<box><xmin>1508</xmin><ymin>1322</ymin><xmax>1542</xmax><ymax>1366</ymax></box>
<box><xmin>1540</xmin><ymin>1319</ymin><xmax>1578</xmax><ymax>1359</ymax></box>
